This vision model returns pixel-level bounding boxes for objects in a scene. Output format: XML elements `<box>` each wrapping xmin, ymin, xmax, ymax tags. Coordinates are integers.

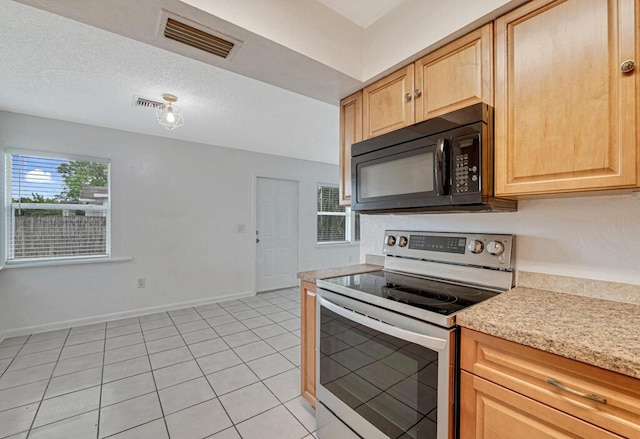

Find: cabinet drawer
<box><xmin>461</xmin><ymin>329</ymin><xmax>640</xmax><ymax>438</ymax></box>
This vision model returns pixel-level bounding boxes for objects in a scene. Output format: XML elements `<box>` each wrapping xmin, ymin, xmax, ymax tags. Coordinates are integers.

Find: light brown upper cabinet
<box><xmin>363</xmin><ymin>65</ymin><xmax>415</xmax><ymax>140</ymax></box>
<box><xmin>339</xmin><ymin>91</ymin><xmax>362</xmax><ymax>206</ymax></box>
<box><xmin>494</xmin><ymin>0</ymin><xmax>638</xmax><ymax>196</ymax></box>
<box><xmin>415</xmin><ymin>24</ymin><xmax>493</xmax><ymax>121</ymax></box>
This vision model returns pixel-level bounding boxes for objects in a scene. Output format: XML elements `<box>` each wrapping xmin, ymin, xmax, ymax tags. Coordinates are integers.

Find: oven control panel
<box><xmin>382</xmin><ymin>230</ymin><xmax>514</xmax><ymax>270</ymax></box>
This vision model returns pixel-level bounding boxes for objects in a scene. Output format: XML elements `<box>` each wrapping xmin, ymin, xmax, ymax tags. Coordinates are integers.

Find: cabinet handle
<box><xmin>405</xmin><ymin>93</ymin><xmax>412</xmax><ymax>102</ymax></box>
<box><xmin>545</xmin><ymin>378</ymin><xmax>607</xmax><ymax>404</ymax></box>
<box><xmin>414</xmin><ymin>89</ymin><xmax>422</xmax><ymax>98</ymax></box>
<box><xmin>620</xmin><ymin>60</ymin><xmax>636</xmax><ymax>73</ymax></box>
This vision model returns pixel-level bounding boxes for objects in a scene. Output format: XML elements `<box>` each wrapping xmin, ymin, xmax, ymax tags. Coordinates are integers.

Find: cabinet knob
<box><xmin>414</xmin><ymin>89</ymin><xmax>422</xmax><ymax>98</ymax></box>
<box><xmin>405</xmin><ymin>93</ymin><xmax>412</xmax><ymax>102</ymax></box>
<box><xmin>620</xmin><ymin>60</ymin><xmax>636</xmax><ymax>73</ymax></box>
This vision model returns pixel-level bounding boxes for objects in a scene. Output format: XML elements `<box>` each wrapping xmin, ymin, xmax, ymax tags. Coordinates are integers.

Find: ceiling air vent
<box><xmin>133</xmin><ymin>96</ymin><xmax>164</xmax><ymax>109</ymax></box>
<box><xmin>164</xmin><ymin>18</ymin><xmax>235</xmax><ymax>59</ymax></box>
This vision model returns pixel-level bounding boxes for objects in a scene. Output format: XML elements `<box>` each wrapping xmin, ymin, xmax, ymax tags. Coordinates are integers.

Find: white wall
<box><xmin>0</xmin><ymin>111</ymin><xmax>359</xmax><ymax>335</ymax></box>
<box><xmin>360</xmin><ymin>194</ymin><xmax>640</xmax><ymax>286</ymax></box>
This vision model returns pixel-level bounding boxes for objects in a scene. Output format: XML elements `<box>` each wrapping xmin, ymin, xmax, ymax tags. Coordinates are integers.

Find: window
<box><xmin>5</xmin><ymin>151</ymin><xmax>110</xmax><ymax>263</ymax></box>
<box><xmin>317</xmin><ymin>184</ymin><xmax>359</xmax><ymax>243</ymax></box>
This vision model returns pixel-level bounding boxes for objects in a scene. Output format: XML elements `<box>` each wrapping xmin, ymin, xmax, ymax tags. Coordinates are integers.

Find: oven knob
<box><xmin>386</xmin><ymin>235</ymin><xmax>397</xmax><ymax>246</ymax></box>
<box><xmin>398</xmin><ymin>236</ymin><xmax>408</xmax><ymax>247</ymax></box>
<box><xmin>486</xmin><ymin>241</ymin><xmax>505</xmax><ymax>256</ymax></box>
<box><xmin>467</xmin><ymin>240</ymin><xmax>484</xmax><ymax>254</ymax></box>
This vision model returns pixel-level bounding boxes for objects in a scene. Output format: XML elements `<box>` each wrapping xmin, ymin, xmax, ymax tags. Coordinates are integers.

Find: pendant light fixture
<box><xmin>156</xmin><ymin>94</ymin><xmax>184</xmax><ymax>131</ymax></box>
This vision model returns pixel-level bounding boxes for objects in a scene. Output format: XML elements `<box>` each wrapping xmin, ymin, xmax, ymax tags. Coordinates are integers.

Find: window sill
<box><xmin>2</xmin><ymin>256</ymin><xmax>133</xmax><ymax>270</ymax></box>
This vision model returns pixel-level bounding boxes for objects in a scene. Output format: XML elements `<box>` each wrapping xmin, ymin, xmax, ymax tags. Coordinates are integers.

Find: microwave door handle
<box><xmin>435</xmin><ymin>138</ymin><xmax>448</xmax><ymax>195</ymax></box>
<box><xmin>318</xmin><ymin>296</ymin><xmax>448</xmax><ymax>351</ymax></box>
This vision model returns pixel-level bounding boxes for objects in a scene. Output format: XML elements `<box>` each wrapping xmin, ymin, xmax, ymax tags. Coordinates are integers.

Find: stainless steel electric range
<box><xmin>315</xmin><ymin>230</ymin><xmax>515</xmax><ymax>439</ymax></box>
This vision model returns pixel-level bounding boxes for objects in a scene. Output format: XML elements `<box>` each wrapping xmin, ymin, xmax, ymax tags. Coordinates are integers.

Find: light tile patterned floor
<box><xmin>0</xmin><ymin>288</ymin><xmax>317</xmax><ymax>439</ymax></box>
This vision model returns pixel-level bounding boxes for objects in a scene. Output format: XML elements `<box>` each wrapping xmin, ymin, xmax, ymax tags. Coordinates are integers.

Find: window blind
<box><xmin>8</xmin><ymin>153</ymin><xmax>110</xmax><ymax>262</ymax></box>
<box><xmin>317</xmin><ymin>185</ymin><xmax>346</xmax><ymax>242</ymax></box>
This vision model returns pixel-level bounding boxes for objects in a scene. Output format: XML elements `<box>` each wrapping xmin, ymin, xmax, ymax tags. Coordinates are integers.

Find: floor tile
<box><xmin>107</xmin><ymin>418</ymin><xmax>168</xmax><ymax>439</ymax></box>
<box><xmin>236</xmin><ymin>405</ymin><xmax>307</xmax><ymax>439</ymax></box>
<box><xmin>104</xmin><ymin>332</ymin><xmax>143</xmax><ymax>352</ymax></box>
<box><xmin>171</xmin><ymin>313</ymin><xmax>202</xmax><ymax>325</ymax></box>
<box><xmin>0</xmin><ymin>363</ymin><xmax>56</xmax><ymax>390</ymax></box>
<box><xmin>241</xmin><ymin>316</ymin><xmax>273</xmax><ymax>330</ymax></box>
<box><xmin>69</xmin><ymin>323</ymin><xmax>105</xmax><ymax>335</ymax></box>
<box><xmin>175</xmin><ymin>320</ymin><xmax>209</xmax><ymax>334</ymax></box>
<box><xmin>197</xmin><ymin>350</ymin><xmax>243</xmax><ymax>375</ymax></box>
<box><xmin>140</xmin><ymin>317</ymin><xmax>173</xmax><ymax>331</ymax></box>
<box><xmin>194</xmin><ymin>303</ymin><xmax>221</xmax><ymax>312</ymax></box>
<box><xmin>33</xmin><ymin>385</ymin><xmax>100</xmax><ymax>428</ymax></box>
<box><xmin>59</xmin><ymin>340</ymin><xmax>104</xmax><ymax>361</ymax></box>
<box><xmin>28</xmin><ymin>410</ymin><xmax>98</xmax><ymax>439</ymax></box>
<box><xmin>280</xmin><ymin>345</ymin><xmax>301</xmax><ymax>366</ymax></box>
<box><xmin>0</xmin><ymin>345</ymin><xmax>22</xmax><ymax>360</ymax></box>
<box><xmin>265</xmin><ymin>297</ymin><xmax>291</xmax><ymax>305</ymax></box>
<box><xmin>0</xmin><ymin>359</ymin><xmax>11</xmax><ymax>375</ymax></box>
<box><xmin>265</xmin><ymin>333</ymin><xmax>300</xmax><ymax>351</ymax></box>
<box><xmin>149</xmin><ymin>347</ymin><xmax>193</xmax><ymax>370</ymax></box>
<box><xmin>255</xmin><ymin>305</ymin><xmax>281</xmax><ymax>315</ymax></box>
<box><xmin>142</xmin><ymin>326</ymin><xmax>179</xmax><ymax>342</ymax></box>
<box><xmin>231</xmin><ymin>310</ymin><xmax>262</xmax><ymax>321</ymax></box>
<box><xmin>18</xmin><ymin>339</ymin><xmax>65</xmax><ymax>356</ymax></box>
<box><xmin>103</xmin><ymin>344</ymin><xmax>147</xmax><ymax>365</ymax></box>
<box><xmin>27</xmin><ymin>329</ymin><xmax>69</xmax><ymax>344</ymax></box>
<box><xmin>209</xmin><ymin>427</ymin><xmax>241</xmax><ymax>439</ymax></box>
<box><xmin>279</xmin><ymin>301</ymin><xmax>300</xmax><ymax>311</ymax></box>
<box><xmin>214</xmin><ymin>322</ymin><xmax>248</xmax><ymax>337</ymax></box>
<box><xmin>263</xmin><ymin>368</ymin><xmax>301</xmax><ymax>403</ymax></box>
<box><xmin>222</xmin><ymin>331</ymin><xmax>260</xmax><ymax>348</ymax></box>
<box><xmin>145</xmin><ymin>335</ymin><xmax>185</xmax><ymax>354</ymax></box>
<box><xmin>106</xmin><ymin>317</ymin><xmax>139</xmax><ymax>329</ymax></box>
<box><xmin>7</xmin><ymin>349</ymin><xmax>60</xmax><ymax>372</ymax></box>
<box><xmin>4</xmin><ymin>432</ymin><xmax>28</xmax><ymax>439</ymax></box>
<box><xmin>106</xmin><ymin>324</ymin><xmax>140</xmax><ymax>339</ymax></box>
<box><xmin>181</xmin><ymin>328</ymin><xmax>218</xmax><ymax>345</ymax></box>
<box><xmin>221</xmin><ymin>304</ymin><xmax>251</xmax><ymax>313</ymax></box>
<box><xmin>44</xmin><ymin>367</ymin><xmax>102</xmax><ymax>399</ymax></box>
<box><xmin>0</xmin><ymin>402</ymin><xmax>39</xmax><ymax>437</ymax></box>
<box><xmin>158</xmin><ymin>376</ymin><xmax>215</xmax><ymax>415</ymax></box>
<box><xmin>165</xmin><ymin>399</ymin><xmax>232</xmax><ymax>439</ymax></box>
<box><xmin>102</xmin><ymin>356</ymin><xmax>150</xmax><ymax>384</ymax></box>
<box><xmin>247</xmin><ymin>353</ymin><xmax>296</xmax><ymax>380</ymax></box>
<box><xmin>291</xmin><ymin>329</ymin><xmax>301</xmax><ymax>338</ymax></box>
<box><xmin>168</xmin><ymin>308</ymin><xmax>196</xmax><ymax>317</ymax></box>
<box><xmin>252</xmin><ymin>324</ymin><xmax>288</xmax><ymax>340</ymax></box>
<box><xmin>219</xmin><ymin>382</ymin><xmax>280</xmax><ymax>424</ymax></box>
<box><xmin>279</xmin><ymin>319</ymin><xmax>301</xmax><ymax>332</ymax></box>
<box><xmin>188</xmin><ymin>338</ymin><xmax>228</xmax><ymax>358</ymax></box>
<box><xmin>64</xmin><ymin>330</ymin><xmax>104</xmax><ymax>347</ymax></box>
<box><xmin>0</xmin><ymin>335</ymin><xmax>29</xmax><ymax>349</ymax></box>
<box><xmin>98</xmin><ymin>392</ymin><xmax>162</xmax><ymax>438</ymax></box>
<box><xmin>232</xmin><ymin>340</ymin><xmax>276</xmax><ymax>363</ymax></box>
<box><xmin>153</xmin><ymin>359</ymin><xmax>203</xmax><ymax>390</ymax></box>
<box><xmin>53</xmin><ymin>352</ymin><xmax>103</xmax><ymax>377</ymax></box>
<box><xmin>205</xmin><ymin>315</ymin><xmax>237</xmax><ymax>327</ymax></box>
<box><xmin>206</xmin><ymin>364</ymin><xmax>259</xmax><ymax>396</ymax></box>
<box><xmin>0</xmin><ymin>380</ymin><xmax>48</xmax><ymax>412</ymax></box>
<box><xmin>138</xmin><ymin>312</ymin><xmax>169</xmax><ymax>323</ymax></box>
<box><xmin>285</xmin><ymin>396</ymin><xmax>316</xmax><ymax>433</ymax></box>
<box><xmin>101</xmin><ymin>372</ymin><xmax>156</xmax><ymax>407</ymax></box>
<box><xmin>198</xmin><ymin>308</ymin><xmax>229</xmax><ymax>319</ymax></box>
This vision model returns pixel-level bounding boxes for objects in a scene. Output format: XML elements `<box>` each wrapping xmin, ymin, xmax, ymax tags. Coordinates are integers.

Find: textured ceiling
<box><xmin>316</xmin><ymin>0</ymin><xmax>404</xmax><ymax>27</ymax></box>
<box><xmin>0</xmin><ymin>0</ymin><xmax>340</xmax><ymax>164</ymax></box>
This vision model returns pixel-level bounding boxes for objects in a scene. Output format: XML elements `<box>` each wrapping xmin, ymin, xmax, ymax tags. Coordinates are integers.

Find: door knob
<box><xmin>256</xmin><ymin>238</ymin><xmax>260</xmax><ymax>243</ymax></box>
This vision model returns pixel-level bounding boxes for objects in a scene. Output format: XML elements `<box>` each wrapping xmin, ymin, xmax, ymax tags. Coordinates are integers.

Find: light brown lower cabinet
<box><xmin>300</xmin><ymin>280</ymin><xmax>316</xmax><ymax>407</ymax></box>
<box><xmin>460</xmin><ymin>328</ymin><xmax>640</xmax><ymax>439</ymax></box>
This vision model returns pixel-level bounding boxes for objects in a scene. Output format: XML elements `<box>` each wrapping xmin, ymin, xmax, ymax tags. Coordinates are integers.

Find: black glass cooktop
<box><xmin>322</xmin><ymin>270</ymin><xmax>499</xmax><ymax>316</ymax></box>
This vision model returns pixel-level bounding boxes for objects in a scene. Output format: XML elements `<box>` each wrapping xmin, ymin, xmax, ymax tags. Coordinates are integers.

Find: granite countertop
<box><xmin>457</xmin><ymin>287</ymin><xmax>640</xmax><ymax>380</ymax></box>
<box><xmin>297</xmin><ymin>264</ymin><xmax>382</xmax><ymax>284</ymax></box>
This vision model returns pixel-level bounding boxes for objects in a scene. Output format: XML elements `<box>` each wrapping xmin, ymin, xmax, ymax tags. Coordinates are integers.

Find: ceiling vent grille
<box><xmin>133</xmin><ymin>96</ymin><xmax>164</xmax><ymax>109</ymax></box>
<box><xmin>164</xmin><ymin>18</ymin><xmax>235</xmax><ymax>59</ymax></box>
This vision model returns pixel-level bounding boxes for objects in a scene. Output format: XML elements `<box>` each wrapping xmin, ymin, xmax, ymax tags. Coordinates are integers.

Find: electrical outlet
<box><xmin>137</xmin><ymin>278</ymin><xmax>146</xmax><ymax>288</ymax></box>
<box><xmin>236</xmin><ymin>224</ymin><xmax>246</xmax><ymax>233</ymax></box>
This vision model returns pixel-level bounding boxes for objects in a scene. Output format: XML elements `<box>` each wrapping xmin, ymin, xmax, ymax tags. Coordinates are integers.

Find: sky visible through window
<box><xmin>12</xmin><ymin>155</ymin><xmax>67</xmax><ymax>200</ymax></box>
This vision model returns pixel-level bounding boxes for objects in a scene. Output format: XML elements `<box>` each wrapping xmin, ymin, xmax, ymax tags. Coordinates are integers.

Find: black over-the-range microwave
<box><xmin>351</xmin><ymin>103</ymin><xmax>517</xmax><ymax>213</ymax></box>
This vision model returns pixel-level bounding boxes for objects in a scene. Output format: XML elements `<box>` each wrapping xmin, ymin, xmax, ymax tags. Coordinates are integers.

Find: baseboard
<box><xmin>0</xmin><ymin>290</ymin><xmax>255</xmax><ymax>339</ymax></box>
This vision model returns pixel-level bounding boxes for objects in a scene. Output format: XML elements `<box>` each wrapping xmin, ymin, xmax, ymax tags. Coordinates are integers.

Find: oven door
<box><xmin>316</xmin><ymin>289</ymin><xmax>456</xmax><ymax>439</ymax></box>
<box><xmin>351</xmin><ymin>134</ymin><xmax>451</xmax><ymax>212</ymax></box>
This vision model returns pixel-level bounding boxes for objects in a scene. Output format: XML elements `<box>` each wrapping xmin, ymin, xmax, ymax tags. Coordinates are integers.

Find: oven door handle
<box><xmin>318</xmin><ymin>296</ymin><xmax>448</xmax><ymax>351</ymax></box>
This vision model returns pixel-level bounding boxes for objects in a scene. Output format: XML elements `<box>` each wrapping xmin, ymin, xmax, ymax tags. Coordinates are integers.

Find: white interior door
<box><xmin>256</xmin><ymin>177</ymin><xmax>298</xmax><ymax>292</ymax></box>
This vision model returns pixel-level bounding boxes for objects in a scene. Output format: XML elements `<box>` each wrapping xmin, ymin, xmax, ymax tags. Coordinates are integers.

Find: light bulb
<box><xmin>166</xmin><ymin>106</ymin><xmax>175</xmax><ymax>123</ymax></box>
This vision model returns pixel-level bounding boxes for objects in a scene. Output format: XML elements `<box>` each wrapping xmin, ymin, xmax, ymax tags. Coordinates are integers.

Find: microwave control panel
<box><xmin>452</xmin><ymin>134</ymin><xmax>480</xmax><ymax>195</ymax></box>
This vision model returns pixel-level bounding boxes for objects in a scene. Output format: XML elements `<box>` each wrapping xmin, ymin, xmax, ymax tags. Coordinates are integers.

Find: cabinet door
<box><xmin>363</xmin><ymin>65</ymin><xmax>415</xmax><ymax>139</ymax></box>
<box><xmin>339</xmin><ymin>91</ymin><xmax>362</xmax><ymax>206</ymax></box>
<box><xmin>494</xmin><ymin>0</ymin><xmax>638</xmax><ymax>196</ymax></box>
<box><xmin>460</xmin><ymin>371</ymin><xmax>623</xmax><ymax>439</ymax></box>
<box><xmin>300</xmin><ymin>281</ymin><xmax>316</xmax><ymax>407</ymax></box>
<box><xmin>415</xmin><ymin>24</ymin><xmax>493</xmax><ymax>122</ymax></box>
